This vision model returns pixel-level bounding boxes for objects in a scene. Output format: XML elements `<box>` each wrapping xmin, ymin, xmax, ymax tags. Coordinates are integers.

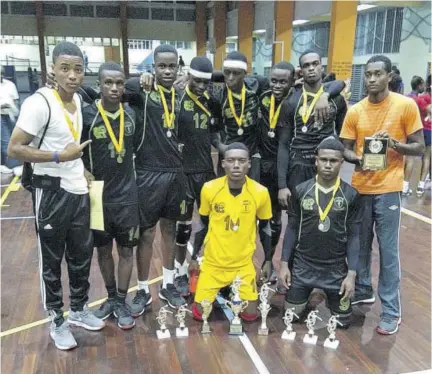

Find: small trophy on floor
<box><xmin>281</xmin><ymin>308</ymin><xmax>299</xmax><ymax>341</ymax></box>
<box><xmin>257</xmin><ymin>283</ymin><xmax>275</xmax><ymax>336</ymax></box>
<box><xmin>156</xmin><ymin>306</ymin><xmax>173</xmax><ymax>339</ymax></box>
<box><xmin>201</xmin><ymin>299</ymin><xmax>213</xmax><ymax>334</ymax></box>
<box><xmin>176</xmin><ymin>305</ymin><xmax>191</xmax><ymax>337</ymax></box>
<box><xmin>226</xmin><ymin>275</ymin><xmax>249</xmax><ymax>335</ymax></box>
<box><xmin>303</xmin><ymin>310</ymin><xmax>322</xmax><ymax>345</ymax></box>
<box><xmin>324</xmin><ymin>315</ymin><xmax>343</xmax><ymax>349</ymax></box>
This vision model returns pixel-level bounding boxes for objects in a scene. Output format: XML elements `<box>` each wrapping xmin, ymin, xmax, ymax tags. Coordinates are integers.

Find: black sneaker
<box><xmin>93</xmin><ymin>299</ymin><xmax>116</xmax><ymax>320</ymax></box>
<box><xmin>130</xmin><ymin>290</ymin><xmax>152</xmax><ymax>317</ymax></box>
<box><xmin>351</xmin><ymin>292</ymin><xmax>375</xmax><ymax>305</ymax></box>
<box><xmin>174</xmin><ymin>274</ymin><xmax>190</xmax><ymax>297</ymax></box>
<box><xmin>159</xmin><ymin>284</ymin><xmax>186</xmax><ymax>309</ymax></box>
<box><xmin>113</xmin><ymin>303</ymin><xmax>135</xmax><ymax>330</ymax></box>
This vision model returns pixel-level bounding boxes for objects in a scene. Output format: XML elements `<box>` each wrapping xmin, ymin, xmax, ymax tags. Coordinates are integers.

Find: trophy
<box><xmin>225</xmin><ymin>275</ymin><xmax>249</xmax><ymax>335</ymax></box>
<box><xmin>257</xmin><ymin>283</ymin><xmax>275</xmax><ymax>336</ymax></box>
<box><xmin>201</xmin><ymin>299</ymin><xmax>213</xmax><ymax>334</ymax></box>
<box><xmin>281</xmin><ymin>308</ymin><xmax>299</xmax><ymax>341</ymax></box>
<box><xmin>362</xmin><ymin>137</ymin><xmax>389</xmax><ymax>170</ymax></box>
<box><xmin>324</xmin><ymin>315</ymin><xmax>343</xmax><ymax>349</ymax></box>
<box><xmin>156</xmin><ymin>306</ymin><xmax>173</xmax><ymax>339</ymax></box>
<box><xmin>303</xmin><ymin>310</ymin><xmax>322</xmax><ymax>345</ymax></box>
<box><xmin>175</xmin><ymin>305</ymin><xmax>192</xmax><ymax>337</ymax></box>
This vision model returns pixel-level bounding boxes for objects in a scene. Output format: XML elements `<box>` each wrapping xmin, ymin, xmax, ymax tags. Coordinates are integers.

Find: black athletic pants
<box><xmin>33</xmin><ymin>188</ymin><xmax>93</xmax><ymax>321</ymax></box>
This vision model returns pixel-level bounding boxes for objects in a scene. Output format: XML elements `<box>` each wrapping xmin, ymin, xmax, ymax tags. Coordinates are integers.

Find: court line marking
<box><xmin>1</xmin><ymin>216</ymin><xmax>35</xmax><ymax>221</ymax></box>
<box><xmin>401</xmin><ymin>207</ymin><xmax>432</xmax><ymax>225</ymax></box>
<box><xmin>0</xmin><ymin>175</ymin><xmax>20</xmax><ymax>207</ymax></box>
<box><xmin>0</xmin><ymin>275</ymin><xmax>163</xmax><ymax>338</ymax></box>
<box><xmin>216</xmin><ymin>295</ymin><xmax>270</xmax><ymax>374</ymax></box>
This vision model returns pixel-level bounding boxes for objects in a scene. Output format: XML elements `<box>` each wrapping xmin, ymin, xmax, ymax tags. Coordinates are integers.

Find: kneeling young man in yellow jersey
<box><xmin>189</xmin><ymin>142</ymin><xmax>273</xmax><ymax>321</ymax></box>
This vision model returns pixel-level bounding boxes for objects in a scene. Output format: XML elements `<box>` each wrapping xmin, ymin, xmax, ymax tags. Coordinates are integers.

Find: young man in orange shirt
<box><xmin>340</xmin><ymin>55</ymin><xmax>424</xmax><ymax>335</ymax></box>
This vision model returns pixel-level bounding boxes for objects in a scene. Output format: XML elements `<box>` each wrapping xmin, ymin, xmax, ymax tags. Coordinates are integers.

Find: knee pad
<box><xmin>270</xmin><ymin>220</ymin><xmax>282</xmax><ymax>247</ymax></box>
<box><xmin>176</xmin><ymin>222</ymin><xmax>192</xmax><ymax>246</ymax></box>
<box><xmin>284</xmin><ymin>301</ymin><xmax>307</xmax><ymax>321</ymax></box>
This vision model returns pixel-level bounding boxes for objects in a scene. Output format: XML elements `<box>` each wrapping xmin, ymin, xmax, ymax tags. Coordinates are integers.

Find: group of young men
<box><xmin>7</xmin><ymin>40</ymin><xmax>425</xmax><ymax>350</ymax></box>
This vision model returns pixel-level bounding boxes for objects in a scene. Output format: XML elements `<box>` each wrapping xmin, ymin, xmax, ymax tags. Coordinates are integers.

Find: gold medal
<box><xmin>53</xmin><ymin>90</ymin><xmax>79</xmax><ymax>140</ymax></box>
<box><xmin>158</xmin><ymin>85</ymin><xmax>175</xmax><ymax>131</ymax></box>
<box><xmin>269</xmin><ymin>94</ymin><xmax>283</xmax><ymax>132</ymax></box>
<box><xmin>117</xmin><ymin>155</ymin><xmax>123</xmax><ymax>164</ymax></box>
<box><xmin>96</xmin><ymin>100</ymin><xmax>125</xmax><ymax>154</ymax></box>
<box><xmin>301</xmin><ymin>86</ymin><xmax>324</xmax><ymax>124</ymax></box>
<box><xmin>302</xmin><ymin>126</ymin><xmax>308</xmax><ymax>133</ymax></box>
<box><xmin>227</xmin><ymin>85</ymin><xmax>246</xmax><ymax>135</ymax></box>
<box><xmin>315</xmin><ymin>177</ymin><xmax>340</xmax><ymax>231</ymax></box>
<box><xmin>167</xmin><ymin>130</ymin><xmax>172</xmax><ymax>138</ymax></box>
<box><xmin>237</xmin><ymin>128</ymin><xmax>244</xmax><ymax>136</ymax></box>
<box><xmin>268</xmin><ymin>130</ymin><xmax>275</xmax><ymax>138</ymax></box>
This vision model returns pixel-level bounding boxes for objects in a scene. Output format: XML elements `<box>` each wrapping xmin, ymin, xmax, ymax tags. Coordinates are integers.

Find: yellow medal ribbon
<box><xmin>53</xmin><ymin>90</ymin><xmax>79</xmax><ymax>140</ymax></box>
<box><xmin>185</xmin><ymin>86</ymin><xmax>210</xmax><ymax>117</ymax></box>
<box><xmin>157</xmin><ymin>85</ymin><xmax>175</xmax><ymax>129</ymax></box>
<box><xmin>269</xmin><ymin>94</ymin><xmax>283</xmax><ymax>130</ymax></box>
<box><xmin>301</xmin><ymin>85</ymin><xmax>324</xmax><ymax>124</ymax></box>
<box><xmin>227</xmin><ymin>85</ymin><xmax>246</xmax><ymax>128</ymax></box>
<box><xmin>315</xmin><ymin>177</ymin><xmax>341</xmax><ymax>223</ymax></box>
<box><xmin>96</xmin><ymin>100</ymin><xmax>124</xmax><ymax>153</ymax></box>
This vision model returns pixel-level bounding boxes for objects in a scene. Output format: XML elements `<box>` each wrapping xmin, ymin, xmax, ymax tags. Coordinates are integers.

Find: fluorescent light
<box><xmin>357</xmin><ymin>4</ymin><xmax>377</xmax><ymax>11</ymax></box>
<box><xmin>293</xmin><ymin>20</ymin><xmax>309</xmax><ymax>26</ymax></box>
<box><xmin>227</xmin><ymin>36</ymin><xmax>238</xmax><ymax>40</ymax></box>
<box><xmin>254</xmin><ymin>29</ymin><xmax>266</xmax><ymax>34</ymax></box>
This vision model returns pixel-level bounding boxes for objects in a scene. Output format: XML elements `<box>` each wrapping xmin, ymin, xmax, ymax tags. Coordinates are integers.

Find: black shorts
<box><xmin>136</xmin><ymin>169</ymin><xmax>187</xmax><ymax>230</ymax></box>
<box><xmin>260</xmin><ymin>159</ymin><xmax>279</xmax><ymax>211</ymax></box>
<box><xmin>182</xmin><ymin>171</ymin><xmax>216</xmax><ymax>221</ymax></box>
<box><xmin>287</xmin><ymin>156</ymin><xmax>316</xmax><ymax>191</ymax></box>
<box><xmin>93</xmin><ymin>203</ymin><xmax>140</xmax><ymax>248</ymax></box>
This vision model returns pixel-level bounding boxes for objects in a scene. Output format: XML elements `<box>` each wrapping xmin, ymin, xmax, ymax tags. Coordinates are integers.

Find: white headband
<box><xmin>223</xmin><ymin>60</ymin><xmax>248</xmax><ymax>71</ymax></box>
<box><xmin>189</xmin><ymin>68</ymin><xmax>212</xmax><ymax>80</ymax></box>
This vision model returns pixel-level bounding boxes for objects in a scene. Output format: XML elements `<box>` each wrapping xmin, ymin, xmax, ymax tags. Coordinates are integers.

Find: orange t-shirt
<box><xmin>340</xmin><ymin>92</ymin><xmax>423</xmax><ymax>194</ymax></box>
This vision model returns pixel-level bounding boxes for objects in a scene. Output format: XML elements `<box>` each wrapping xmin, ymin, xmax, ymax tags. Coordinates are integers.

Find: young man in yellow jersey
<box><xmin>189</xmin><ymin>142</ymin><xmax>273</xmax><ymax>321</ymax></box>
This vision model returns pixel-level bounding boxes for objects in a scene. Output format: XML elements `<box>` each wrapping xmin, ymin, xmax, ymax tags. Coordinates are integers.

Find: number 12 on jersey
<box><xmin>193</xmin><ymin>113</ymin><xmax>208</xmax><ymax>130</ymax></box>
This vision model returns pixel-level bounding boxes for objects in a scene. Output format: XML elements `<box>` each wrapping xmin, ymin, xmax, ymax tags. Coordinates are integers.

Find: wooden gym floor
<box><xmin>1</xmin><ymin>162</ymin><xmax>431</xmax><ymax>374</ymax></box>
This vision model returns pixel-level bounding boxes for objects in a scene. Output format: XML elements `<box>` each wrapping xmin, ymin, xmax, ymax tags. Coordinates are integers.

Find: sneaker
<box><xmin>159</xmin><ymin>283</ymin><xmax>186</xmax><ymax>309</ymax></box>
<box><xmin>376</xmin><ymin>316</ymin><xmax>401</xmax><ymax>335</ymax></box>
<box><xmin>174</xmin><ymin>274</ymin><xmax>190</xmax><ymax>297</ymax></box>
<box><xmin>351</xmin><ymin>293</ymin><xmax>376</xmax><ymax>305</ymax></box>
<box><xmin>416</xmin><ymin>186</ymin><xmax>425</xmax><ymax>197</ymax></box>
<box><xmin>130</xmin><ymin>289</ymin><xmax>152</xmax><ymax>317</ymax></box>
<box><xmin>50</xmin><ymin>321</ymin><xmax>77</xmax><ymax>350</ymax></box>
<box><xmin>12</xmin><ymin>166</ymin><xmax>23</xmax><ymax>177</ymax></box>
<box><xmin>68</xmin><ymin>308</ymin><xmax>105</xmax><ymax>331</ymax></box>
<box><xmin>0</xmin><ymin>165</ymin><xmax>13</xmax><ymax>174</ymax></box>
<box><xmin>93</xmin><ymin>298</ymin><xmax>116</xmax><ymax>320</ymax></box>
<box><xmin>113</xmin><ymin>303</ymin><xmax>135</xmax><ymax>330</ymax></box>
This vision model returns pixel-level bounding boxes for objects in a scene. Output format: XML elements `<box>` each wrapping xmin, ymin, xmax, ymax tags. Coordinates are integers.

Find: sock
<box><xmin>106</xmin><ymin>284</ymin><xmax>117</xmax><ymax>299</ymax></box>
<box><xmin>162</xmin><ymin>267</ymin><xmax>175</xmax><ymax>288</ymax></box>
<box><xmin>174</xmin><ymin>259</ymin><xmax>181</xmax><ymax>271</ymax></box>
<box><xmin>117</xmin><ymin>289</ymin><xmax>127</xmax><ymax>304</ymax></box>
<box><xmin>403</xmin><ymin>180</ymin><xmax>409</xmax><ymax>192</ymax></box>
<box><xmin>137</xmin><ymin>280</ymin><xmax>150</xmax><ymax>293</ymax></box>
<box><xmin>178</xmin><ymin>261</ymin><xmax>188</xmax><ymax>277</ymax></box>
<box><xmin>419</xmin><ymin>181</ymin><xmax>425</xmax><ymax>188</ymax></box>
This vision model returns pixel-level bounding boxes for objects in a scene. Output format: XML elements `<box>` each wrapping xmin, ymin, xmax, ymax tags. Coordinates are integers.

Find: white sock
<box><xmin>419</xmin><ymin>180</ymin><xmax>425</xmax><ymax>188</ymax></box>
<box><xmin>137</xmin><ymin>280</ymin><xmax>149</xmax><ymax>293</ymax></box>
<box><xmin>178</xmin><ymin>261</ymin><xmax>188</xmax><ymax>277</ymax></box>
<box><xmin>174</xmin><ymin>260</ymin><xmax>181</xmax><ymax>271</ymax></box>
<box><xmin>403</xmin><ymin>180</ymin><xmax>409</xmax><ymax>192</ymax></box>
<box><xmin>162</xmin><ymin>267</ymin><xmax>174</xmax><ymax>288</ymax></box>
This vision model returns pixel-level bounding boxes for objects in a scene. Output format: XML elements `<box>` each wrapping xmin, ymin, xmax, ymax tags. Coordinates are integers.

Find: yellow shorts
<box><xmin>194</xmin><ymin>262</ymin><xmax>258</xmax><ymax>303</ymax></box>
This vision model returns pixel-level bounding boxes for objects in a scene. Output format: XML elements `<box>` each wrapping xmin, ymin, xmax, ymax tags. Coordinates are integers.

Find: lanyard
<box><xmin>157</xmin><ymin>85</ymin><xmax>175</xmax><ymax>129</ymax></box>
<box><xmin>314</xmin><ymin>177</ymin><xmax>341</xmax><ymax>222</ymax></box>
<box><xmin>53</xmin><ymin>90</ymin><xmax>79</xmax><ymax>140</ymax></box>
<box><xmin>301</xmin><ymin>85</ymin><xmax>324</xmax><ymax>124</ymax></box>
<box><xmin>269</xmin><ymin>94</ymin><xmax>283</xmax><ymax>130</ymax></box>
<box><xmin>185</xmin><ymin>86</ymin><xmax>210</xmax><ymax>117</ymax></box>
<box><xmin>227</xmin><ymin>85</ymin><xmax>246</xmax><ymax>128</ymax></box>
<box><xmin>96</xmin><ymin>100</ymin><xmax>124</xmax><ymax>153</ymax></box>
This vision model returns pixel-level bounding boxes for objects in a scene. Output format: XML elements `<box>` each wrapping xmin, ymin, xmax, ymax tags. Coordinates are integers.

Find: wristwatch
<box><xmin>391</xmin><ymin>139</ymin><xmax>399</xmax><ymax>150</ymax></box>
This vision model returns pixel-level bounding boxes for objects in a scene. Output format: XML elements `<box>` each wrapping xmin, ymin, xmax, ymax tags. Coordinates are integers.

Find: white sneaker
<box><xmin>50</xmin><ymin>321</ymin><xmax>77</xmax><ymax>350</ymax></box>
<box><xmin>0</xmin><ymin>165</ymin><xmax>13</xmax><ymax>174</ymax></box>
<box><xmin>12</xmin><ymin>166</ymin><xmax>23</xmax><ymax>177</ymax></box>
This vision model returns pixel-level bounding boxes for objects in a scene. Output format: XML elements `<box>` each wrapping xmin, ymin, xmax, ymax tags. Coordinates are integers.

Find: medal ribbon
<box><xmin>185</xmin><ymin>86</ymin><xmax>211</xmax><ymax>117</ymax></box>
<box><xmin>269</xmin><ymin>94</ymin><xmax>283</xmax><ymax>130</ymax></box>
<box><xmin>96</xmin><ymin>100</ymin><xmax>124</xmax><ymax>153</ymax></box>
<box><xmin>53</xmin><ymin>90</ymin><xmax>79</xmax><ymax>140</ymax></box>
<box><xmin>314</xmin><ymin>177</ymin><xmax>341</xmax><ymax>222</ymax></box>
<box><xmin>227</xmin><ymin>85</ymin><xmax>246</xmax><ymax>129</ymax></box>
<box><xmin>157</xmin><ymin>85</ymin><xmax>175</xmax><ymax>129</ymax></box>
<box><xmin>301</xmin><ymin>85</ymin><xmax>324</xmax><ymax>124</ymax></box>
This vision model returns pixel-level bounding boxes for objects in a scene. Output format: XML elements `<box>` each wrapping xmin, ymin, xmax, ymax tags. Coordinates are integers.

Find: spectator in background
<box><xmin>403</xmin><ymin>75</ymin><xmax>426</xmax><ymax>195</ymax></box>
<box><xmin>83</xmin><ymin>51</ymin><xmax>92</xmax><ymax>74</ymax></box>
<box><xmin>179</xmin><ymin>55</ymin><xmax>185</xmax><ymax>74</ymax></box>
<box><xmin>0</xmin><ymin>66</ymin><xmax>21</xmax><ymax>175</ymax></box>
<box><xmin>391</xmin><ymin>66</ymin><xmax>404</xmax><ymax>93</ymax></box>
<box><xmin>32</xmin><ymin>68</ymin><xmax>39</xmax><ymax>93</ymax></box>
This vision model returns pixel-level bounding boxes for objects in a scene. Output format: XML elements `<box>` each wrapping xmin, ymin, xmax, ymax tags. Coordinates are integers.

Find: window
<box><xmin>227</xmin><ymin>2</ymin><xmax>238</xmax><ymax>11</ymax></box>
<box><xmin>226</xmin><ymin>42</ymin><xmax>236</xmax><ymax>53</ymax></box>
<box><xmin>1</xmin><ymin>2</ymin><xmax>9</xmax><ymax>14</ymax></box>
<box><xmin>354</xmin><ymin>8</ymin><xmax>404</xmax><ymax>56</ymax></box>
<box><xmin>70</xmin><ymin>5</ymin><xmax>94</xmax><ymax>17</ymax></box>
<box><xmin>176</xmin><ymin>9</ymin><xmax>195</xmax><ymax>21</ymax></box>
<box><xmin>292</xmin><ymin>22</ymin><xmax>330</xmax><ymax>58</ymax></box>
<box><xmin>263</xmin><ymin>67</ymin><xmax>271</xmax><ymax>77</ymax></box>
<box><xmin>350</xmin><ymin>64</ymin><xmax>366</xmax><ymax>103</ymax></box>
<box><xmin>10</xmin><ymin>1</ymin><xmax>36</xmax><ymax>15</ymax></box>
<box><xmin>151</xmin><ymin>8</ymin><xmax>174</xmax><ymax>21</ymax></box>
<box><xmin>160</xmin><ymin>41</ymin><xmax>191</xmax><ymax>49</ymax></box>
<box><xmin>96</xmin><ymin>5</ymin><xmax>120</xmax><ymax>18</ymax></box>
<box><xmin>128</xmin><ymin>39</ymin><xmax>153</xmax><ymax>50</ymax></box>
<box><xmin>127</xmin><ymin>7</ymin><xmax>149</xmax><ymax>19</ymax></box>
<box><xmin>43</xmin><ymin>3</ymin><xmax>67</xmax><ymax>16</ymax></box>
